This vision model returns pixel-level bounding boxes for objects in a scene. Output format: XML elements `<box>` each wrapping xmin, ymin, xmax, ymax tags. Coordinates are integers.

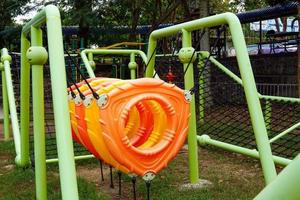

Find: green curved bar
<box><xmin>81</xmin><ymin>48</ymin><xmax>147</xmax><ymax>78</ymax></box>
<box><xmin>145</xmin><ymin>12</ymin><xmax>277</xmax><ymax>185</ymax></box>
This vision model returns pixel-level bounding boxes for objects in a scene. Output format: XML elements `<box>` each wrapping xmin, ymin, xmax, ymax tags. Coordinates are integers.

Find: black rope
<box><xmin>183</xmin><ymin>29</ymin><xmax>207</xmax><ymax>76</ymax></box>
<box><xmin>152</xmin><ymin>34</ymin><xmax>181</xmax><ymax>78</ymax></box>
<box><xmin>64</xmin><ymin>49</ymin><xmax>100</xmax><ymax>100</ymax></box>
<box><xmin>143</xmin><ymin>46</ymin><xmax>157</xmax><ymax>75</ymax></box>
<box><xmin>189</xmin><ymin>26</ymin><xmax>226</xmax><ymax>94</ymax></box>
<box><xmin>66</xmin><ymin>79</ymin><xmax>76</xmax><ymax>99</ymax></box>
<box><xmin>66</xmin><ymin>58</ymin><xmax>85</xmax><ymax>100</ymax></box>
<box><xmin>40</xmin><ymin>26</ymin><xmax>84</xmax><ymax>100</ymax></box>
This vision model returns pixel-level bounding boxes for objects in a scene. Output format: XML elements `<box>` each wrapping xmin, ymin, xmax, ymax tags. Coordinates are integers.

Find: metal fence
<box><xmin>257</xmin><ymin>83</ymin><xmax>298</xmax><ymax>97</ymax></box>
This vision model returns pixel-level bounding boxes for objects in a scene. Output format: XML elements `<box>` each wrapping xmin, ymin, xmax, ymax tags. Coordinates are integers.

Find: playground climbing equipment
<box><xmin>68</xmin><ymin>77</ymin><xmax>190</xmax><ymax>177</ymax></box>
<box><xmin>1</xmin><ymin>4</ymin><xmax>300</xmax><ymax>200</ymax></box>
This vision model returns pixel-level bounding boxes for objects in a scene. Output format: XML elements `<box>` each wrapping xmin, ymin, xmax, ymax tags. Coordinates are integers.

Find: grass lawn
<box><xmin>0</xmin><ymin>139</ymin><xmax>266</xmax><ymax>200</ymax></box>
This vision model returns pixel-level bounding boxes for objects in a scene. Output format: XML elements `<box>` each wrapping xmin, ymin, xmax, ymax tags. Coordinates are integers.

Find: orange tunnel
<box><xmin>68</xmin><ymin>78</ymin><xmax>190</xmax><ymax>177</ymax></box>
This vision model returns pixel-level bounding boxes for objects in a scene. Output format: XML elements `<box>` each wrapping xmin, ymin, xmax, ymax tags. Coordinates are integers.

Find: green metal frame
<box><xmin>19</xmin><ymin>5</ymin><xmax>79</xmax><ymax>200</ymax></box>
<box><xmin>1</xmin><ymin>49</ymin><xmax>21</xmax><ymax>156</ymax></box>
<box><xmin>255</xmin><ymin>154</ymin><xmax>300</xmax><ymax>200</ymax></box>
<box><xmin>145</xmin><ymin>12</ymin><xmax>277</xmax><ymax>185</ymax></box>
<box><xmin>2</xmin><ymin>5</ymin><xmax>300</xmax><ymax>199</ymax></box>
<box><xmin>80</xmin><ymin>49</ymin><xmax>147</xmax><ymax>78</ymax></box>
<box><xmin>0</xmin><ymin>58</ymin><xmax>10</xmax><ymax>141</ymax></box>
<box><xmin>196</xmin><ymin>51</ymin><xmax>299</xmax><ymax>165</ymax></box>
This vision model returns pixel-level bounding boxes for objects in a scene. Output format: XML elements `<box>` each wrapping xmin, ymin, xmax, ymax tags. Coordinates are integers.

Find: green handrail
<box><xmin>145</xmin><ymin>12</ymin><xmax>277</xmax><ymax>185</ymax></box>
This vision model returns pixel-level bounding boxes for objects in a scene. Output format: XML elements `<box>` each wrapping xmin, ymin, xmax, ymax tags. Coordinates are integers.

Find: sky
<box><xmin>14</xmin><ymin>0</ymin><xmax>46</xmax><ymax>24</ymax></box>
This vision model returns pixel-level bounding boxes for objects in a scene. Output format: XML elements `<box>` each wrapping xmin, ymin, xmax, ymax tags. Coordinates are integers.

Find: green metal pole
<box><xmin>46</xmin><ymin>154</ymin><xmax>95</xmax><ymax>164</ymax></box>
<box><xmin>197</xmin><ymin>135</ymin><xmax>291</xmax><ymax>166</ymax></box>
<box><xmin>182</xmin><ymin>29</ymin><xmax>199</xmax><ymax>183</ymax></box>
<box><xmin>269</xmin><ymin>121</ymin><xmax>300</xmax><ymax>144</ymax></box>
<box><xmin>227</xmin><ymin>14</ymin><xmax>277</xmax><ymax>184</ymax></box>
<box><xmin>198</xmin><ymin>53</ymin><xmax>206</xmax><ymax>125</ymax></box>
<box><xmin>30</xmin><ymin>26</ymin><xmax>47</xmax><ymax>200</ymax></box>
<box><xmin>255</xmin><ymin>154</ymin><xmax>300</xmax><ymax>200</ymax></box>
<box><xmin>1</xmin><ymin>48</ymin><xmax>23</xmax><ymax>165</ymax></box>
<box><xmin>264</xmin><ymin>100</ymin><xmax>272</xmax><ymax>131</ymax></box>
<box><xmin>1</xmin><ymin>64</ymin><xmax>10</xmax><ymax>140</ymax></box>
<box><xmin>128</xmin><ymin>53</ymin><xmax>137</xmax><ymax>79</ymax></box>
<box><xmin>19</xmin><ymin>34</ymin><xmax>31</xmax><ymax>167</ymax></box>
<box><xmin>44</xmin><ymin>6</ymin><xmax>79</xmax><ymax>199</ymax></box>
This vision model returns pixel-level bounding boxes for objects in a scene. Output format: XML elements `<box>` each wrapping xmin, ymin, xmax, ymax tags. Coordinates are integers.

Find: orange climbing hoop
<box><xmin>68</xmin><ymin>78</ymin><xmax>190</xmax><ymax>177</ymax></box>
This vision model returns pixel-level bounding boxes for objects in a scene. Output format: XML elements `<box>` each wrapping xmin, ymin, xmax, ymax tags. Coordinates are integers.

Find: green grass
<box><xmin>0</xmin><ymin>141</ymin><xmax>108</xmax><ymax>200</ymax></box>
<box><xmin>0</xmin><ymin>139</ymin><xmax>265</xmax><ymax>200</ymax></box>
<box><xmin>118</xmin><ymin>146</ymin><xmax>264</xmax><ymax>200</ymax></box>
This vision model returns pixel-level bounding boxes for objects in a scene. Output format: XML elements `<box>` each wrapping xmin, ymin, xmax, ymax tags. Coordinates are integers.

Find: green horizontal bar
<box><xmin>197</xmin><ymin>135</ymin><xmax>291</xmax><ymax>166</ymax></box>
<box><xmin>259</xmin><ymin>94</ymin><xmax>300</xmax><ymax>104</ymax></box>
<box><xmin>46</xmin><ymin>154</ymin><xmax>95</xmax><ymax>164</ymax></box>
<box><xmin>269</xmin><ymin>121</ymin><xmax>300</xmax><ymax>143</ymax></box>
<box><xmin>207</xmin><ymin>53</ymin><xmax>243</xmax><ymax>85</ymax></box>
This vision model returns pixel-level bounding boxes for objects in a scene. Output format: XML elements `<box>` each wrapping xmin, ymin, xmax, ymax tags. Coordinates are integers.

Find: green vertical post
<box><xmin>182</xmin><ymin>29</ymin><xmax>199</xmax><ymax>183</ymax></box>
<box><xmin>45</xmin><ymin>6</ymin><xmax>79</xmax><ymax>199</ymax></box>
<box><xmin>228</xmin><ymin>14</ymin><xmax>277</xmax><ymax>184</ymax></box>
<box><xmin>19</xmin><ymin>34</ymin><xmax>31</xmax><ymax>167</ymax></box>
<box><xmin>264</xmin><ymin>100</ymin><xmax>272</xmax><ymax>131</ymax></box>
<box><xmin>198</xmin><ymin>52</ymin><xmax>207</xmax><ymax>125</ymax></box>
<box><xmin>1</xmin><ymin>48</ymin><xmax>22</xmax><ymax>164</ymax></box>
<box><xmin>87</xmin><ymin>52</ymin><xmax>96</xmax><ymax>71</ymax></box>
<box><xmin>1</xmin><ymin>64</ymin><xmax>10</xmax><ymax>140</ymax></box>
<box><xmin>88</xmin><ymin>52</ymin><xmax>93</xmax><ymax>61</ymax></box>
<box><xmin>30</xmin><ymin>26</ymin><xmax>47</xmax><ymax>200</ymax></box>
<box><xmin>128</xmin><ymin>53</ymin><xmax>137</xmax><ymax>79</ymax></box>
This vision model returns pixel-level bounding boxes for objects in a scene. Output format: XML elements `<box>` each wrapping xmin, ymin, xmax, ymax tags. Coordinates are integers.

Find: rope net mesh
<box><xmin>154</xmin><ymin>55</ymin><xmax>300</xmax><ymax>160</ymax></box>
<box><xmin>10</xmin><ymin>54</ymin><xmax>89</xmax><ymax>162</ymax></box>
<box><xmin>6</xmin><ymin>51</ymin><xmax>300</xmax><ymax>163</ymax></box>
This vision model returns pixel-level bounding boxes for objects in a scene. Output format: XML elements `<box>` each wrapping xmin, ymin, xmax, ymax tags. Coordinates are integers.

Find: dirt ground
<box><xmin>76</xmin><ymin>145</ymin><xmax>267</xmax><ymax>200</ymax></box>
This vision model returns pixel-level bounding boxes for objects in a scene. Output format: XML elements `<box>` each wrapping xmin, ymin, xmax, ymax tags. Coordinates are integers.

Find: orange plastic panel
<box><xmin>99</xmin><ymin>78</ymin><xmax>190</xmax><ymax>176</ymax></box>
<box><xmin>68</xmin><ymin>77</ymin><xmax>190</xmax><ymax>177</ymax></box>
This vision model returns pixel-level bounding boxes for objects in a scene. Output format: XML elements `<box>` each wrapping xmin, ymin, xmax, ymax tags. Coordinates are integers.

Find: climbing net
<box><xmin>155</xmin><ymin>49</ymin><xmax>300</xmax><ymax>160</ymax></box>
<box><xmin>9</xmin><ymin>53</ymin><xmax>90</xmax><ymax>162</ymax></box>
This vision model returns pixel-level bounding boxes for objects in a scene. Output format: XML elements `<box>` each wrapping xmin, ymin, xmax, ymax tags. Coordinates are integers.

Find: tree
<box><xmin>0</xmin><ymin>0</ymin><xmax>30</xmax><ymax>47</ymax></box>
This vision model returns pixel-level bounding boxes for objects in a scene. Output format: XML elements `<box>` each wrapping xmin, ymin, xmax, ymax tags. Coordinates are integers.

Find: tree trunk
<box><xmin>129</xmin><ymin>1</ymin><xmax>141</xmax><ymax>42</ymax></box>
<box><xmin>199</xmin><ymin>0</ymin><xmax>209</xmax><ymax>51</ymax></box>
